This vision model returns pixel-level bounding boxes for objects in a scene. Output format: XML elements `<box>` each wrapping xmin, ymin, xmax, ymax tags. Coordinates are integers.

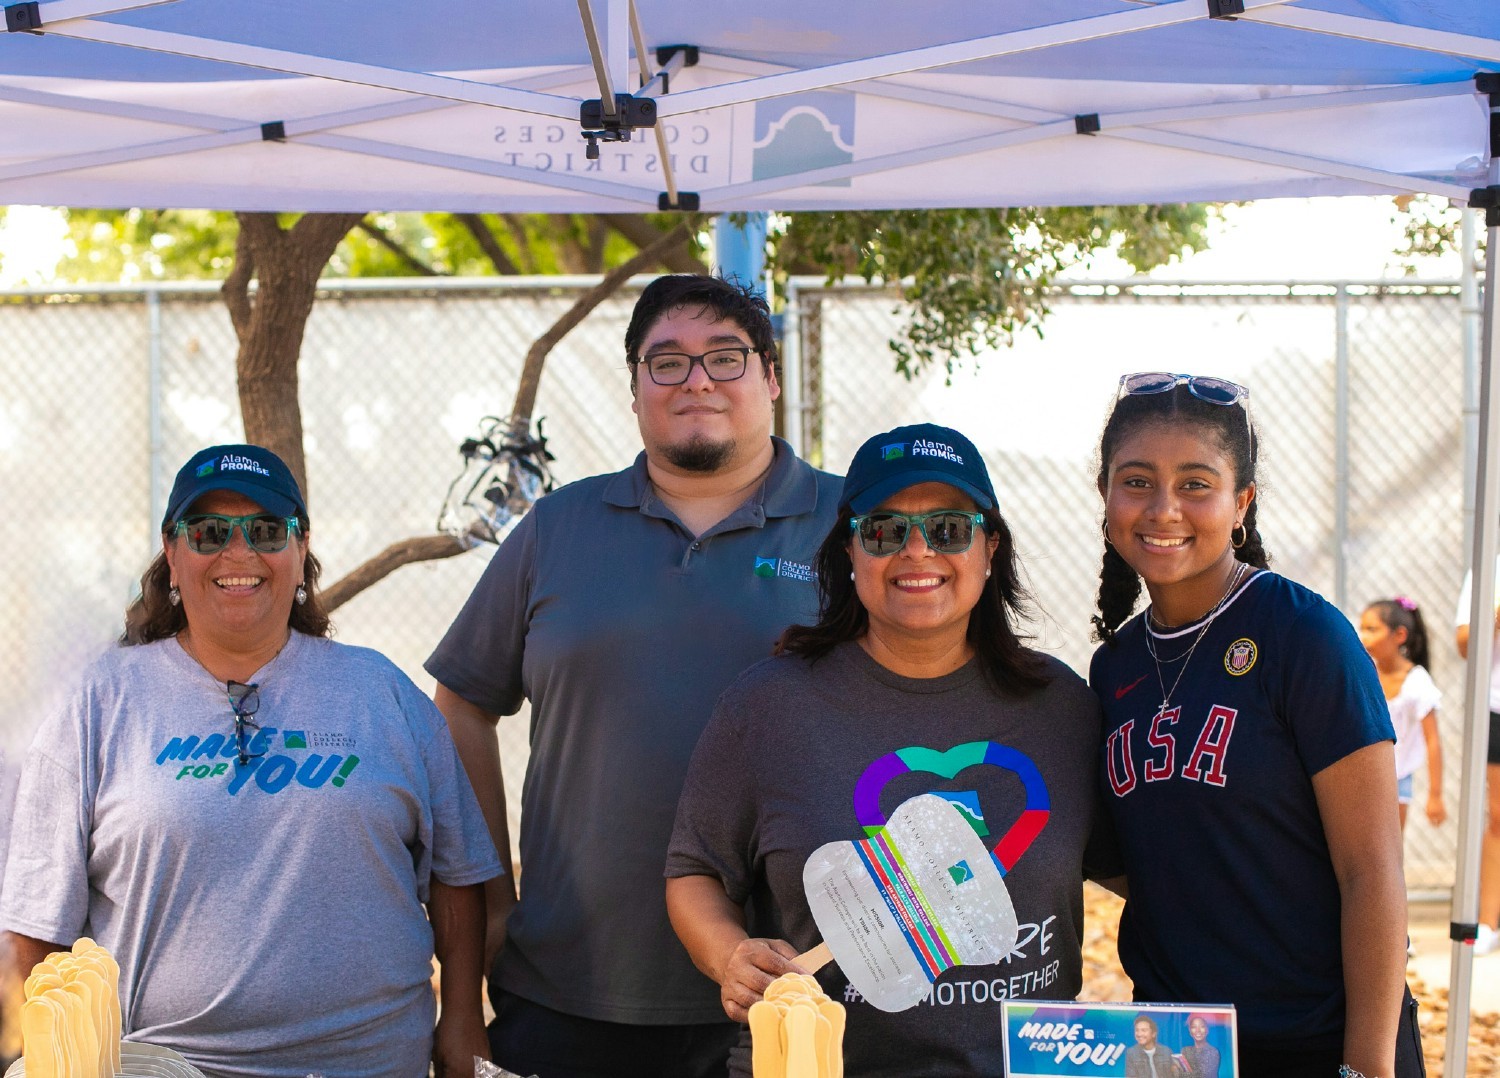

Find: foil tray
<box><xmin>5</xmin><ymin>1041</ymin><xmax>207</xmax><ymax>1077</ymax></box>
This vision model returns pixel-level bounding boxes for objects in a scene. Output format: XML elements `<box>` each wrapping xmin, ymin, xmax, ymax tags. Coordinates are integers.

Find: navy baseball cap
<box><xmin>162</xmin><ymin>444</ymin><xmax>308</xmax><ymax>529</ymax></box>
<box><xmin>841</xmin><ymin>423</ymin><xmax>997</xmax><ymax>514</ymax></box>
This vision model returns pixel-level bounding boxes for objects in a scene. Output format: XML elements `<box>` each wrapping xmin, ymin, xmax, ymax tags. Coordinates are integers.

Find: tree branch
<box><xmin>600</xmin><ymin>214</ymin><xmax>709</xmax><ymax>273</ymax></box>
<box><xmin>322</xmin><ymin>533</ymin><xmax>466</xmax><ymax>612</ymax></box>
<box><xmin>499</xmin><ymin>214</ymin><xmax>535</xmax><ymax>272</ymax></box>
<box><xmin>357</xmin><ymin>217</ymin><xmax>443</xmax><ymax>276</ymax></box>
<box><xmin>454</xmin><ymin>213</ymin><xmax>520</xmax><ymax>275</ymax></box>
<box><xmin>510</xmin><ymin>220</ymin><xmax>692</xmax><ymax>425</ymax></box>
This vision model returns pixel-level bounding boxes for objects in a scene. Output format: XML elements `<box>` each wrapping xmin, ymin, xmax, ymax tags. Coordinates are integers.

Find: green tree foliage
<box><xmin>51</xmin><ymin>209</ymin><xmax>690</xmax><ymax>281</ymax></box>
<box><xmin>59</xmin><ymin>208</ymin><xmax>241</xmax><ymax>281</ymax></box>
<box><xmin>47</xmin><ymin>204</ymin><xmax>1212</xmax><ymax>375</ymax></box>
<box><xmin>772</xmin><ymin>204</ymin><xmax>1210</xmax><ymax>377</ymax></box>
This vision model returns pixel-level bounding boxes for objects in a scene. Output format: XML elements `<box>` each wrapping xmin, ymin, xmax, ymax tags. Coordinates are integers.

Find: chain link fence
<box><xmin>0</xmin><ymin>275</ymin><xmax>1474</xmax><ymax>892</ymax></box>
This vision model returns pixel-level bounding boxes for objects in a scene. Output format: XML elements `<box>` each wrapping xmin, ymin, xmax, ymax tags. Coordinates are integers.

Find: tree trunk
<box><xmin>223</xmin><ymin>211</ymin><xmax>365</xmax><ymax>503</ymax></box>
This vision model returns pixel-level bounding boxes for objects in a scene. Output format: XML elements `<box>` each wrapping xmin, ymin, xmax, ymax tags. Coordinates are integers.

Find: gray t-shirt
<box><xmin>426</xmin><ymin>437</ymin><xmax>841</xmax><ymax>1024</ymax></box>
<box><xmin>667</xmin><ymin>642</ymin><xmax>1107</xmax><ymax>1077</ymax></box>
<box><xmin>0</xmin><ymin>631</ymin><xmax>501</xmax><ymax>1078</ymax></box>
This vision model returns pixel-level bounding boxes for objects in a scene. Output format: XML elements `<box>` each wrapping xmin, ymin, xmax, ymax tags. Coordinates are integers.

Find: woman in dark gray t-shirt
<box><xmin>666</xmin><ymin>423</ymin><xmax>1114</xmax><ymax>1077</ymax></box>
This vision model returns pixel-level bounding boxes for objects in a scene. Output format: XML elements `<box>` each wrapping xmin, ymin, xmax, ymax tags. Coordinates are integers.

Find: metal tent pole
<box><xmin>1444</xmin><ymin>86</ymin><xmax>1499</xmax><ymax>1072</ymax></box>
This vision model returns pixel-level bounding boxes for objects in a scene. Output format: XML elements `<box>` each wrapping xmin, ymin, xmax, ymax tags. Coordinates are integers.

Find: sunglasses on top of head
<box><xmin>849</xmin><ymin>510</ymin><xmax>987</xmax><ymax>557</ymax></box>
<box><xmin>1118</xmin><ymin>372</ymin><xmax>1248</xmax><ymax>406</ymax></box>
<box><xmin>172</xmin><ymin>513</ymin><xmax>300</xmax><ymax>554</ymax></box>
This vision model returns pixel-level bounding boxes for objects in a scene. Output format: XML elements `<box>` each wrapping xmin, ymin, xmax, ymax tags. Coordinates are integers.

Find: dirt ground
<box><xmin>1080</xmin><ymin>884</ymin><xmax>1500</xmax><ymax>1077</ymax></box>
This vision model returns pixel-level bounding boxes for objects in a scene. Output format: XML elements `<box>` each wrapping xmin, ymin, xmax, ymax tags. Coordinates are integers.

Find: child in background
<box><xmin>1358</xmin><ymin>597</ymin><xmax>1446</xmax><ymax>831</ymax></box>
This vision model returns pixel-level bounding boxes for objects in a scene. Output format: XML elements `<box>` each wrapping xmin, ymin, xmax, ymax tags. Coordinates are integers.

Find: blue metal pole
<box><xmin>714</xmin><ymin>212</ymin><xmax>769</xmax><ymax>294</ymax></box>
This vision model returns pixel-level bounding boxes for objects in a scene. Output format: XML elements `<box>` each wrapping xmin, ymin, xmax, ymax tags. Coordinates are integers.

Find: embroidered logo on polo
<box><xmin>753</xmin><ymin>554</ymin><xmax>814</xmax><ymax>582</ymax></box>
<box><xmin>1224</xmin><ymin>638</ymin><xmax>1257</xmax><ymax>675</ymax></box>
<box><xmin>154</xmin><ymin>726</ymin><xmax>360</xmax><ymax>796</ymax></box>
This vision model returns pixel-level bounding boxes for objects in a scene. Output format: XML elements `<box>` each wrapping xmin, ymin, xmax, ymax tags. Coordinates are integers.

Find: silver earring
<box><xmin>985</xmin><ymin>569</ymin><xmax>992</xmax><ymax>578</ymax></box>
<box><xmin>168</xmin><ymin>585</ymin><xmax>181</xmax><ymax>606</ymax></box>
<box><xmin>849</xmin><ymin>571</ymin><xmax>856</xmax><ymax>581</ymax></box>
<box><xmin>295</xmin><ymin>585</ymin><xmax>308</xmax><ymax>606</ymax></box>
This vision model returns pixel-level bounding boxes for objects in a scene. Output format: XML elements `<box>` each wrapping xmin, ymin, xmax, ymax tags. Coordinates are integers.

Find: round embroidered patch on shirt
<box><xmin>1224</xmin><ymin>638</ymin><xmax>1258</xmax><ymax>675</ymax></box>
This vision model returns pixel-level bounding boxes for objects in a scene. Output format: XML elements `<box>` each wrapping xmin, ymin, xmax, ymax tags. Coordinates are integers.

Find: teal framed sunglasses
<box><xmin>172</xmin><ymin>513</ymin><xmax>301</xmax><ymax>554</ymax></box>
<box><xmin>850</xmin><ymin>510</ymin><xmax>986</xmax><ymax>557</ymax></box>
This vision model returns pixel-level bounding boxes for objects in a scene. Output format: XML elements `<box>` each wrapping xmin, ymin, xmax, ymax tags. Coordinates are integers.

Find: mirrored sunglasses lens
<box><xmin>245</xmin><ymin>517</ymin><xmax>290</xmax><ymax>551</ymax></box>
<box><xmin>1122</xmin><ymin>373</ymin><xmax>1179</xmax><ymax>395</ymax></box>
<box><xmin>185</xmin><ymin>517</ymin><xmax>233</xmax><ymax>552</ymax></box>
<box><xmin>859</xmin><ymin>514</ymin><xmax>909</xmax><ymax>556</ymax></box>
<box><xmin>1188</xmin><ymin>377</ymin><xmax>1243</xmax><ymax>404</ymax></box>
<box><xmin>925</xmin><ymin>513</ymin><xmax>975</xmax><ymax>553</ymax></box>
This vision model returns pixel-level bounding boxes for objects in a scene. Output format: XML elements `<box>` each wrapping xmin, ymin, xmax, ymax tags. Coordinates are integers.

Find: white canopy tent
<box><xmin>3</xmin><ymin>0</ymin><xmax>1499</xmax><ymax>1068</ymax></box>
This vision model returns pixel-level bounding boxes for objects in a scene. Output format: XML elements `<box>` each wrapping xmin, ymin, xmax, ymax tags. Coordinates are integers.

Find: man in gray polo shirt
<box><xmin>427</xmin><ymin>274</ymin><xmax>841</xmax><ymax>1077</ymax></box>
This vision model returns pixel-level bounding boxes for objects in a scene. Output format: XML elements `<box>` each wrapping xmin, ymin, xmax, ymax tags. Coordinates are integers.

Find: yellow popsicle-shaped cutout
<box><xmin>748</xmin><ymin>999</ymin><xmax>787</xmax><ymax>1078</ymax></box>
<box><xmin>21</xmin><ymin>994</ymin><xmax>68</xmax><ymax>1078</ymax></box>
<box><xmin>24</xmin><ymin>969</ymin><xmax>64</xmax><ymax>1000</ymax></box>
<box><xmin>55</xmin><ymin>984</ymin><xmax>100</xmax><ymax>1078</ymax></box>
<box><xmin>67</xmin><ymin>968</ymin><xmax>114</xmax><ymax>1077</ymax></box>
<box><xmin>72</xmin><ymin>941</ymin><xmax>123</xmax><ymax>1075</ymax></box>
<box><xmin>784</xmin><ymin>1002</ymin><xmax>819</xmax><ymax>1078</ymax></box>
<box><xmin>812</xmin><ymin>1010</ymin><xmax>833</xmax><ymax>1078</ymax></box>
<box><xmin>818</xmin><ymin>1000</ymin><xmax>846</xmax><ymax>1078</ymax></box>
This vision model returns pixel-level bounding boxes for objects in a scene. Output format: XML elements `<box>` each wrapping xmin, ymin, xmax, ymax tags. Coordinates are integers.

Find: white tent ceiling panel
<box><xmin>0</xmin><ymin>1</ymin><xmax>1491</xmax><ymax>212</ymax></box>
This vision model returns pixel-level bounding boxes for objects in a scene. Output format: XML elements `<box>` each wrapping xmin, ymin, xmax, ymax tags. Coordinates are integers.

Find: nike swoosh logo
<box><xmin>1115</xmin><ymin>674</ymin><xmax>1149</xmax><ymax>700</ymax></box>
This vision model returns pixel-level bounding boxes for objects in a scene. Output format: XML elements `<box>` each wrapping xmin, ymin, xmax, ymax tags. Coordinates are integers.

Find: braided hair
<box><xmin>1092</xmin><ymin>384</ymin><xmax>1271</xmax><ymax>645</ymax></box>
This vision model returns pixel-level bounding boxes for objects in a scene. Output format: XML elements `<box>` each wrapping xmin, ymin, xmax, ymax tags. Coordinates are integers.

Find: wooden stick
<box><xmin>794</xmin><ymin>941</ymin><xmax>832</xmax><ymax>973</ymax></box>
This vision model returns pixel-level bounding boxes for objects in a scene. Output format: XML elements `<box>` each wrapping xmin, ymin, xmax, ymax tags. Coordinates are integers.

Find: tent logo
<box><xmin>752</xmin><ymin>92</ymin><xmax>854</xmax><ymax>186</ymax></box>
<box><xmin>882</xmin><ymin>443</ymin><xmax>906</xmax><ymax>461</ymax></box>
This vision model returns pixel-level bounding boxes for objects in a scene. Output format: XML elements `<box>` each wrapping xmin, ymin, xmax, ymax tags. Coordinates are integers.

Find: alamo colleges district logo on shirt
<box><xmin>754</xmin><ymin>555</ymin><xmax>814</xmax><ymax>582</ymax></box>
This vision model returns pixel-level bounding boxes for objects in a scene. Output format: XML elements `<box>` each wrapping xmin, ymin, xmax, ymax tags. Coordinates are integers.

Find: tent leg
<box><xmin>1445</xmin><ymin>191</ymin><xmax>1499</xmax><ymax>1078</ymax></box>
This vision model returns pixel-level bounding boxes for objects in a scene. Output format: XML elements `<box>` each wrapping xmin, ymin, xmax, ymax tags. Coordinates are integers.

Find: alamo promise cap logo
<box><xmin>841</xmin><ymin>423</ymin><xmax>996</xmax><ymax>515</ymax></box>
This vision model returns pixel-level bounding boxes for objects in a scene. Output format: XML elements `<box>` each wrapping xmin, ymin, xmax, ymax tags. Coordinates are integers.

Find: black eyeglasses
<box><xmin>850</xmin><ymin>510</ymin><xmax>986</xmax><ymax>557</ymax></box>
<box><xmin>635</xmin><ymin>347</ymin><xmax>757</xmax><ymax>386</ymax></box>
<box><xmin>1118</xmin><ymin>372</ymin><xmax>1248</xmax><ymax>406</ymax></box>
<box><xmin>227</xmin><ymin>680</ymin><xmax>263</xmax><ymax>766</ymax></box>
<box><xmin>174</xmin><ymin>514</ymin><xmax>300</xmax><ymax>554</ymax></box>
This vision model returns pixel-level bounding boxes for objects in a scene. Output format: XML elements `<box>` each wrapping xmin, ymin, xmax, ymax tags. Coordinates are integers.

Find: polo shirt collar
<box><xmin>602</xmin><ymin>437</ymin><xmax>821</xmax><ymax>523</ymax></box>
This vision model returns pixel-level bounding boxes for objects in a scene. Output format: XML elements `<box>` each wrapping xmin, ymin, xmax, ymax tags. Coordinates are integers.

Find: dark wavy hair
<box><xmin>120</xmin><ymin>520</ymin><xmax>332</xmax><ymax>645</ymax></box>
<box><xmin>1364</xmin><ymin>597</ymin><xmax>1431</xmax><ymax>671</ymax></box>
<box><xmin>624</xmin><ymin>274</ymin><xmax>778</xmax><ymax>393</ymax></box>
<box><xmin>777</xmin><ymin>506</ymin><xmax>1050</xmax><ymax>696</ymax></box>
<box><xmin>1092</xmin><ymin>383</ymin><xmax>1271</xmax><ymax>645</ymax></box>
